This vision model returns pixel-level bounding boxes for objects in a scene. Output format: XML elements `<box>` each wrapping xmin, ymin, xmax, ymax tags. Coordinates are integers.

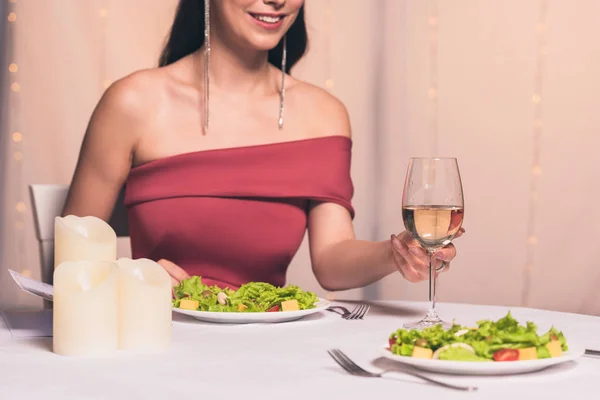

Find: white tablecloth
<box><xmin>1</xmin><ymin>301</ymin><xmax>599</xmax><ymax>400</ymax></box>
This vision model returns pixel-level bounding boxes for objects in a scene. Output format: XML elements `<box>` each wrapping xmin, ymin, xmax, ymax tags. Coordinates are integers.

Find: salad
<box><xmin>172</xmin><ymin>276</ymin><xmax>318</xmax><ymax>313</ymax></box>
<box><xmin>388</xmin><ymin>312</ymin><xmax>568</xmax><ymax>362</ymax></box>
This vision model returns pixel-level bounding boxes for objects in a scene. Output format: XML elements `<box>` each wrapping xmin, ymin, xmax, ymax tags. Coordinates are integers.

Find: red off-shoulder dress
<box><xmin>124</xmin><ymin>136</ymin><xmax>354</xmax><ymax>289</ymax></box>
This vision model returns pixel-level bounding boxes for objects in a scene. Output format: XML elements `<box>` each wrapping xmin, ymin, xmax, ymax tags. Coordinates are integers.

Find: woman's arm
<box><xmin>306</xmin><ymin>89</ymin><xmax>459</xmax><ymax>291</ymax></box>
<box><xmin>307</xmin><ymin>202</ymin><xmax>395</xmax><ymax>290</ymax></box>
<box><xmin>62</xmin><ymin>74</ymin><xmax>149</xmax><ymax>219</ymax></box>
<box><xmin>307</xmin><ymin>201</ymin><xmax>459</xmax><ymax>291</ymax></box>
<box><xmin>62</xmin><ymin>70</ymin><xmax>195</xmax><ymax>288</ymax></box>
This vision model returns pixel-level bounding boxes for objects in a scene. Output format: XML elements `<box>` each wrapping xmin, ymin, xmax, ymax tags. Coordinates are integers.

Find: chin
<box><xmin>246</xmin><ymin>35</ymin><xmax>285</xmax><ymax>52</ymax></box>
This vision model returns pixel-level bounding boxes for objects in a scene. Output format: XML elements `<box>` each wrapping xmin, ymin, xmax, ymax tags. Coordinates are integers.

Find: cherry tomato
<box><xmin>493</xmin><ymin>348</ymin><xmax>519</xmax><ymax>362</ymax></box>
<box><xmin>389</xmin><ymin>336</ymin><xmax>397</xmax><ymax>348</ymax></box>
<box><xmin>266</xmin><ymin>305</ymin><xmax>280</xmax><ymax>312</ymax></box>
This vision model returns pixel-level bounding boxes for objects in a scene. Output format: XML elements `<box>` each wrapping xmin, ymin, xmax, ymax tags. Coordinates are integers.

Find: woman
<box><xmin>62</xmin><ymin>0</ymin><xmax>462</xmax><ymax>290</ymax></box>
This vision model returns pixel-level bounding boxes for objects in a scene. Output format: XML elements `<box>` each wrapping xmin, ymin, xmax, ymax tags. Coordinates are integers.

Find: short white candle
<box><xmin>53</xmin><ymin>260</ymin><xmax>119</xmax><ymax>356</ymax></box>
<box><xmin>54</xmin><ymin>215</ymin><xmax>116</xmax><ymax>268</ymax></box>
<box><xmin>116</xmin><ymin>258</ymin><xmax>172</xmax><ymax>353</ymax></box>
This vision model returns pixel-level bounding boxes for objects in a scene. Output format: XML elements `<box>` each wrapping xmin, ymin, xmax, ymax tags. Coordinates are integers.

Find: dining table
<box><xmin>1</xmin><ymin>300</ymin><xmax>599</xmax><ymax>399</ymax></box>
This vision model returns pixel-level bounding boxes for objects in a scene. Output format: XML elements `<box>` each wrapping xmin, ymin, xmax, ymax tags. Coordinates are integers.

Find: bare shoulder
<box><xmin>86</xmin><ymin>67</ymin><xmax>174</xmax><ymax>149</ymax></box>
<box><xmin>287</xmin><ymin>79</ymin><xmax>351</xmax><ymax>139</ymax></box>
<box><xmin>98</xmin><ymin>68</ymin><xmax>168</xmax><ymax>122</ymax></box>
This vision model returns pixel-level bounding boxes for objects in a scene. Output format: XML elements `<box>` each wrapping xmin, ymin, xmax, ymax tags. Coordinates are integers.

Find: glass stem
<box><xmin>428</xmin><ymin>251</ymin><xmax>437</xmax><ymax>314</ymax></box>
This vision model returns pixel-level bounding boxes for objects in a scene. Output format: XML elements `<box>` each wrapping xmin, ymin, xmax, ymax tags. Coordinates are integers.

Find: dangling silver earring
<box><xmin>278</xmin><ymin>35</ymin><xmax>287</xmax><ymax>130</ymax></box>
<box><xmin>203</xmin><ymin>0</ymin><xmax>211</xmax><ymax>135</ymax></box>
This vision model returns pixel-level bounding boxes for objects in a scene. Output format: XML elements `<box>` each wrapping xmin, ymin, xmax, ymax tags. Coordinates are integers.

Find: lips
<box><xmin>250</xmin><ymin>13</ymin><xmax>283</xmax><ymax>23</ymax></box>
<box><xmin>249</xmin><ymin>12</ymin><xmax>286</xmax><ymax>29</ymax></box>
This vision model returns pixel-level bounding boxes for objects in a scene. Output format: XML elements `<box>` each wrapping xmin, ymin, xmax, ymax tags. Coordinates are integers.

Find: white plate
<box><xmin>172</xmin><ymin>298</ymin><xmax>330</xmax><ymax>324</ymax></box>
<box><xmin>379</xmin><ymin>343</ymin><xmax>585</xmax><ymax>375</ymax></box>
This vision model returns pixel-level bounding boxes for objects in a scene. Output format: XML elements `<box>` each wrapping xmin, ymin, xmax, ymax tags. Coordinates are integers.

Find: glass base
<box><xmin>403</xmin><ymin>310</ymin><xmax>452</xmax><ymax>330</ymax></box>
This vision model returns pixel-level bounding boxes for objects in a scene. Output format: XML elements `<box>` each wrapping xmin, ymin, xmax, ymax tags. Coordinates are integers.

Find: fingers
<box><xmin>454</xmin><ymin>227</ymin><xmax>466</xmax><ymax>239</ymax></box>
<box><xmin>404</xmin><ymin>237</ymin><xmax>429</xmax><ymax>263</ymax></box>
<box><xmin>157</xmin><ymin>259</ymin><xmax>190</xmax><ymax>286</ymax></box>
<box><xmin>406</xmin><ymin>245</ymin><xmax>436</xmax><ymax>278</ymax></box>
<box><xmin>391</xmin><ymin>249</ymin><xmax>422</xmax><ymax>283</ymax></box>
<box><xmin>434</xmin><ymin>242</ymin><xmax>457</xmax><ymax>275</ymax></box>
<box><xmin>433</xmin><ymin>243</ymin><xmax>456</xmax><ymax>263</ymax></box>
<box><xmin>391</xmin><ymin>235</ymin><xmax>429</xmax><ymax>282</ymax></box>
<box><xmin>390</xmin><ymin>235</ymin><xmax>419</xmax><ymax>282</ymax></box>
<box><xmin>170</xmin><ymin>276</ymin><xmax>179</xmax><ymax>288</ymax></box>
<box><xmin>391</xmin><ymin>231</ymin><xmax>462</xmax><ymax>283</ymax></box>
<box><xmin>399</xmin><ymin>233</ymin><xmax>437</xmax><ymax>278</ymax></box>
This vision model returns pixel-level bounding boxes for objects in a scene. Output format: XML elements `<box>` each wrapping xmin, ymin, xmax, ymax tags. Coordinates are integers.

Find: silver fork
<box><xmin>326</xmin><ymin>306</ymin><xmax>351</xmax><ymax>318</ymax></box>
<box><xmin>344</xmin><ymin>304</ymin><xmax>369</xmax><ymax>320</ymax></box>
<box><xmin>327</xmin><ymin>349</ymin><xmax>478</xmax><ymax>392</ymax></box>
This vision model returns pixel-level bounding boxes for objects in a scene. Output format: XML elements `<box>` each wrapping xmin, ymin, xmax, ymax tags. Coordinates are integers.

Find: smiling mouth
<box><xmin>249</xmin><ymin>13</ymin><xmax>285</xmax><ymax>24</ymax></box>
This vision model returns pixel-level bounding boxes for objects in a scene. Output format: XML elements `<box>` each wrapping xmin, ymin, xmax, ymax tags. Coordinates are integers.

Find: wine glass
<box><xmin>401</xmin><ymin>157</ymin><xmax>464</xmax><ymax>330</ymax></box>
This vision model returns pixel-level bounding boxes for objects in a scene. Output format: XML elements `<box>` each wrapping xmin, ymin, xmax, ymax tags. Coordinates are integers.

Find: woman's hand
<box><xmin>390</xmin><ymin>228</ymin><xmax>465</xmax><ymax>283</ymax></box>
<box><xmin>156</xmin><ymin>259</ymin><xmax>190</xmax><ymax>288</ymax></box>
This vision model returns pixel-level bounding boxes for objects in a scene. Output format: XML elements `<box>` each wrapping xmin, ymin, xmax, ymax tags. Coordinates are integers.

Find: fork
<box><xmin>326</xmin><ymin>306</ymin><xmax>351</xmax><ymax>318</ymax></box>
<box><xmin>585</xmin><ymin>349</ymin><xmax>600</xmax><ymax>357</ymax></box>
<box><xmin>326</xmin><ymin>304</ymin><xmax>370</xmax><ymax>320</ymax></box>
<box><xmin>327</xmin><ymin>349</ymin><xmax>478</xmax><ymax>392</ymax></box>
<box><xmin>344</xmin><ymin>304</ymin><xmax>370</xmax><ymax>320</ymax></box>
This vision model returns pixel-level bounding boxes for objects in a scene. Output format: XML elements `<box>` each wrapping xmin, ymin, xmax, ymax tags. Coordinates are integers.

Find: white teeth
<box><xmin>254</xmin><ymin>15</ymin><xmax>281</xmax><ymax>23</ymax></box>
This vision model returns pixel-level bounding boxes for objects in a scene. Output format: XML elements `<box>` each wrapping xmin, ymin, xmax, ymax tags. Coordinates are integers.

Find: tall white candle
<box><xmin>116</xmin><ymin>258</ymin><xmax>172</xmax><ymax>353</ymax></box>
<box><xmin>54</xmin><ymin>215</ymin><xmax>117</xmax><ymax>268</ymax></box>
<box><xmin>53</xmin><ymin>260</ymin><xmax>118</xmax><ymax>356</ymax></box>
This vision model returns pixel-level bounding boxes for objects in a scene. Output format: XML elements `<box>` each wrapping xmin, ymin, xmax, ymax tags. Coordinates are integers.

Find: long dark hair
<box><xmin>158</xmin><ymin>0</ymin><xmax>308</xmax><ymax>73</ymax></box>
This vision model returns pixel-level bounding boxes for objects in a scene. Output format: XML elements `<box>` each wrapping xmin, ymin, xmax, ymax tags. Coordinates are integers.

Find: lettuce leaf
<box><xmin>389</xmin><ymin>311</ymin><xmax>569</xmax><ymax>361</ymax></box>
<box><xmin>172</xmin><ymin>277</ymin><xmax>318</xmax><ymax>312</ymax></box>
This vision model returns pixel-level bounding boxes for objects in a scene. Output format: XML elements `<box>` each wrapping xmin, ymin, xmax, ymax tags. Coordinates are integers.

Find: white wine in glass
<box><xmin>401</xmin><ymin>157</ymin><xmax>464</xmax><ymax>330</ymax></box>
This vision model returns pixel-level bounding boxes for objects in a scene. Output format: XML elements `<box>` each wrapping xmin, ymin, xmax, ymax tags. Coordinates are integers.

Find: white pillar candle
<box><xmin>54</xmin><ymin>215</ymin><xmax>117</xmax><ymax>268</ymax></box>
<box><xmin>116</xmin><ymin>258</ymin><xmax>172</xmax><ymax>353</ymax></box>
<box><xmin>53</xmin><ymin>260</ymin><xmax>118</xmax><ymax>356</ymax></box>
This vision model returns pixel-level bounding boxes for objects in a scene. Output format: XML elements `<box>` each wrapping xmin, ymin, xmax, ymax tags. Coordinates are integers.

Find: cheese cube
<box><xmin>238</xmin><ymin>303</ymin><xmax>248</xmax><ymax>311</ymax></box>
<box><xmin>518</xmin><ymin>347</ymin><xmax>538</xmax><ymax>361</ymax></box>
<box><xmin>546</xmin><ymin>340</ymin><xmax>563</xmax><ymax>357</ymax></box>
<box><xmin>412</xmin><ymin>346</ymin><xmax>433</xmax><ymax>359</ymax></box>
<box><xmin>281</xmin><ymin>299</ymin><xmax>299</xmax><ymax>312</ymax></box>
<box><xmin>179</xmin><ymin>299</ymin><xmax>199</xmax><ymax>310</ymax></box>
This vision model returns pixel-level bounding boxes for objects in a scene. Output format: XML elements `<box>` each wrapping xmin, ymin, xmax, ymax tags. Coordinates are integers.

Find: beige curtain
<box><xmin>2</xmin><ymin>0</ymin><xmax>599</xmax><ymax>315</ymax></box>
<box><xmin>0</xmin><ymin>0</ymin><xmax>181</xmax><ymax>308</ymax></box>
<box><xmin>374</xmin><ymin>0</ymin><xmax>600</xmax><ymax>315</ymax></box>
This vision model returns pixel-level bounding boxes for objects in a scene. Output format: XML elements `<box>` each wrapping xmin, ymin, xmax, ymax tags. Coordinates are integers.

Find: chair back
<box><xmin>28</xmin><ymin>184</ymin><xmax>129</xmax><ymax>290</ymax></box>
